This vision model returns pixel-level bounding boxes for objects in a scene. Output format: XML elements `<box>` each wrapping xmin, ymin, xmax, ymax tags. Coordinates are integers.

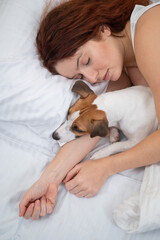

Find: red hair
<box><xmin>36</xmin><ymin>0</ymin><xmax>150</xmax><ymax>74</ymax></box>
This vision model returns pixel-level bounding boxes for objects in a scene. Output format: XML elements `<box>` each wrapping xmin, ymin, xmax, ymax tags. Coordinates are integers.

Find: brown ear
<box><xmin>72</xmin><ymin>80</ymin><xmax>94</xmax><ymax>98</ymax></box>
<box><xmin>90</xmin><ymin>119</ymin><xmax>109</xmax><ymax>138</ymax></box>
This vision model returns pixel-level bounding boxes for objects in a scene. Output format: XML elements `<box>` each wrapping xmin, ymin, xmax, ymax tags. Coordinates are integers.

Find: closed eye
<box><xmin>85</xmin><ymin>58</ymin><xmax>90</xmax><ymax>65</ymax></box>
<box><xmin>67</xmin><ymin>110</ymin><xmax>71</xmax><ymax>120</ymax></box>
<box><xmin>71</xmin><ymin>125</ymin><xmax>85</xmax><ymax>133</ymax></box>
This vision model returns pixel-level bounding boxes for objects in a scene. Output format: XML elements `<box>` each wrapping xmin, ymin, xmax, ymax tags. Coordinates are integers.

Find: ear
<box><xmin>72</xmin><ymin>80</ymin><xmax>94</xmax><ymax>99</ymax></box>
<box><xmin>99</xmin><ymin>25</ymin><xmax>111</xmax><ymax>39</ymax></box>
<box><xmin>90</xmin><ymin>119</ymin><xmax>109</xmax><ymax>138</ymax></box>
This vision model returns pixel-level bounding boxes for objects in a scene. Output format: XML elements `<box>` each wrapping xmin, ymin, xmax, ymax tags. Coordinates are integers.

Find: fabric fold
<box><xmin>113</xmin><ymin>163</ymin><xmax>160</xmax><ymax>233</ymax></box>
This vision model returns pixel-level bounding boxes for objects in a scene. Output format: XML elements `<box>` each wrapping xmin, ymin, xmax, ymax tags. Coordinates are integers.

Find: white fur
<box><xmin>91</xmin><ymin>86</ymin><xmax>158</xmax><ymax>159</ymax></box>
<box><xmin>55</xmin><ymin>111</ymin><xmax>80</xmax><ymax>143</ymax></box>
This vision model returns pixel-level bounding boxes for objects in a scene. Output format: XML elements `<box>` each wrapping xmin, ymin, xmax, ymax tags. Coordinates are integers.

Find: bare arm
<box><xmin>41</xmin><ymin>135</ymin><xmax>99</xmax><ymax>184</ymax></box>
<box><xmin>101</xmin><ymin>129</ymin><xmax>160</xmax><ymax>179</ymax></box>
<box><xmin>99</xmin><ymin>5</ymin><xmax>160</xmax><ymax>179</ymax></box>
<box><xmin>19</xmin><ymin>135</ymin><xmax>99</xmax><ymax>219</ymax></box>
<box><xmin>62</xmin><ymin>128</ymin><xmax>160</xmax><ymax>199</ymax></box>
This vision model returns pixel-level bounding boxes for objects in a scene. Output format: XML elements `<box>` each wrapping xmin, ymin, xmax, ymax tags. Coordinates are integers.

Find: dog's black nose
<box><xmin>52</xmin><ymin>131</ymin><xmax>60</xmax><ymax>141</ymax></box>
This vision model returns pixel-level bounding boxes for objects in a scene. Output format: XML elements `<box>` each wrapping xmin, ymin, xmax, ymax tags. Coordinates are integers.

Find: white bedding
<box><xmin>0</xmin><ymin>0</ymin><xmax>160</xmax><ymax>239</ymax></box>
<box><xmin>113</xmin><ymin>162</ymin><xmax>160</xmax><ymax>233</ymax></box>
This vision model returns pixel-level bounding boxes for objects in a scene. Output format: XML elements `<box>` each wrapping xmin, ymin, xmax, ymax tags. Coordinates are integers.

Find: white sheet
<box><xmin>113</xmin><ymin>162</ymin><xmax>160</xmax><ymax>233</ymax></box>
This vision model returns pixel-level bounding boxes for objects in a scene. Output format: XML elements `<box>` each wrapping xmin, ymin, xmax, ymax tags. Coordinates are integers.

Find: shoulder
<box><xmin>134</xmin><ymin>4</ymin><xmax>160</xmax><ymax>83</ymax></box>
<box><xmin>135</xmin><ymin>5</ymin><xmax>160</xmax><ymax>55</ymax></box>
<box><xmin>136</xmin><ymin>4</ymin><xmax>160</xmax><ymax>34</ymax></box>
<box><xmin>133</xmin><ymin>4</ymin><xmax>160</xmax><ymax>120</ymax></box>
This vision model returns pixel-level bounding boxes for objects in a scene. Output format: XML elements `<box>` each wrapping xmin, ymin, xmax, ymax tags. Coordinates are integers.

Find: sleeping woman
<box><xmin>19</xmin><ymin>0</ymin><xmax>160</xmax><ymax>220</ymax></box>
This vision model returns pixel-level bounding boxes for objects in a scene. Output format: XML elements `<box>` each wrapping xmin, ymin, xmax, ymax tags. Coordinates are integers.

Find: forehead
<box><xmin>54</xmin><ymin>40</ymin><xmax>94</xmax><ymax>78</ymax></box>
<box><xmin>55</xmin><ymin>50</ymin><xmax>81</xmax><ymax>78</ymax></box>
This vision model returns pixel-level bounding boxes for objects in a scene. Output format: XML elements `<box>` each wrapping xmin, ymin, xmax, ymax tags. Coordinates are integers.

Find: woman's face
<box><xmin>55</xmin><ymin>28</ymin><xmax>124</xmax><ymax>84</ymax></box>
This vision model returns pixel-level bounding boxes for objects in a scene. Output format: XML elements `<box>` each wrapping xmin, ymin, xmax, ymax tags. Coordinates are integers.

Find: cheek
<box><xmin>95</xmin><ymin>55</ymin><xmax>109</xmax><ymax>69</ymax></box>
<box><xmin>92</xmin><ymin>46</ymin><xmax>109</xmax><ymax>68</ymax></box>
<box><xmin>112</xmin><ymin>46</ymin><xmax>124</xmax><ymax>64</ymax></box>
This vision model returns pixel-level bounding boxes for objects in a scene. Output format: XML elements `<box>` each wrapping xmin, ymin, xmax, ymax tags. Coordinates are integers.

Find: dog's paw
<box><xmin>109</xmin><ymin>127</ymin><xmax>120</xmax><ymax>144</ymax></box>
<box><xmin>91</xmin><ymin>150</ymin><xmax>108</xmax><ymax>160</ymax></box>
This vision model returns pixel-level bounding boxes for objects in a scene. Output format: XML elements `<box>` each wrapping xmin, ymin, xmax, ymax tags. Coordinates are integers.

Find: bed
<box><xmin>1</xmin><ymin>0</ymin><xmax>160</xmax><ymax>239</ymax></box>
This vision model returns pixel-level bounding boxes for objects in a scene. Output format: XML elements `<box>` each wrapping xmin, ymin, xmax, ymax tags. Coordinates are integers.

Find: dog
<box><xmin>52</xmin><ymin>81</ymin><xmax>158</xmax><ymax>159</ymax></box>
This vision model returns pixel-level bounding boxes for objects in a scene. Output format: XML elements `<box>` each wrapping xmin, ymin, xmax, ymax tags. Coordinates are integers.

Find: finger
<box><xmin>23</xmin><ymin>203</ymin><xmax>34</xmax><ymax>219</ymax></box>
<box><xmin>65</xmin><ymin>179</ymin><xmax>79</xmax><ymax>191</ymax></box>
<box><xmin>19</xmin><ymin>192</ymin><xmax>32</xmax><ymax>217</ymax></box>
<box><xmin>69</xmin><ymin>185</ymin><xmax>85</xmax><ymax>194</ymax></box>
<box><xmin>32</xmin><ymin>200</ymin><xmax>41</xmax><ymax>220</ymax></box>
<box><xmin>40</xmin><ymin>196</ymin><xmax>47</xmax><ymax>217</ymax></box>
<box><xmin>19</xmin><ymin>204</ymin><xmax>26</xmax><ymax>217</ymax></box>
<box><xmin>76</xmin><ymin>191</ymin><xmax>88</xmax><ymax>198</ymax></box>
<box><xmin>46</xmin><ymin>199</ymin><xmax>54</xmax><ymax>214</ymax></box>
<box><xmin>85</xmin><ymin>194</ymin><xmax>93</xmax><ymax>198</ymax></box>
<box><xmin>63</xmin><ymin>165</ymin><xmax>81</xmax><ymax>183</ymax></box>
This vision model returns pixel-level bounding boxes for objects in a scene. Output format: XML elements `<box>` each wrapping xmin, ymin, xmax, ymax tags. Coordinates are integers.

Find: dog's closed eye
<box><xmin>71</xmin><ymin>125</ymin><xmax>85</xmax><ymax>133</ymax></box>
<box><xmin>67</xmin><ymin>109</ymin><xmax>70</xmax><ymax>116</ymax></box>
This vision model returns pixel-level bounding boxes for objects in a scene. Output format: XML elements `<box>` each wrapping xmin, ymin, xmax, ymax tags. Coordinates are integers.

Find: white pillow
<box><xmin>0</xmin><ymin>0</ymin><xmax>108</xmax><ymax>152</ymax></box>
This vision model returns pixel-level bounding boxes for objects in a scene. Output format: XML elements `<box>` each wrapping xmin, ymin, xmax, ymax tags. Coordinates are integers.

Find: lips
<box><xmin>103</xmin><ymin>69</ymin><xmax>109</xmax><ymax>81</ymax></box>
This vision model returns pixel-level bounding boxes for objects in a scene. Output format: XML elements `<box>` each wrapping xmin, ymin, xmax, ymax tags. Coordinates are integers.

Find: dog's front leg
<box><xmin>109</xmin><ymin>127</ymin><xmax>120</xmax><ymax>143</ymax></box>
<box><xmin>91</xmin><ymin>140</ymin><xmax>138</xmax><ymax>159</ymax></box>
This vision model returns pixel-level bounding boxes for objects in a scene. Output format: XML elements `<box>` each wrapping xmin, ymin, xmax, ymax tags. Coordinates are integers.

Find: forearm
<box><xmin>103</xmin><ymin>129</ymin><xmax>160</xmax><ymax>177</ymax></box>
<box><xmin>41</xmin><ymin>135</ymin><xmax>99</xmax><ymax>184</ymax></box>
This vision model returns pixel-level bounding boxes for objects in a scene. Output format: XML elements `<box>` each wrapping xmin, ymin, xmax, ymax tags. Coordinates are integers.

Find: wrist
<box><xmin>101</xmin><ymin>152</ymin><xmax>129</xmax><ymax>177</ymax></box>
<box><xmin>40</xmin><ymin>162</ymin><xmax>63</xmax><ymax>185</ymax></box>
<box><xmin>97</xmin><ymin>156</ymin><xmax>116</xmax><ymax>179</ymax></box>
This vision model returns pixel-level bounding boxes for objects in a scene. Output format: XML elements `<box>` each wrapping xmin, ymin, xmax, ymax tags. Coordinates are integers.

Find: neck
<box><xmin>121</xmin><ymin>21</ymin><xmax>137</xmax><ymax>67</ymax></box>
<box><xmin>93</xmin><ymin>93</ymin><xmax>125</xmax><ymax>128</ymax></box>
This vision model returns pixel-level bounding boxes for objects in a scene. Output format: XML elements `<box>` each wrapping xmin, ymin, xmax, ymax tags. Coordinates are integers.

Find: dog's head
<box><xmin>52</xmin><ymin>81</ymin><xmax>109</xmax><ymax>143</ymax></box>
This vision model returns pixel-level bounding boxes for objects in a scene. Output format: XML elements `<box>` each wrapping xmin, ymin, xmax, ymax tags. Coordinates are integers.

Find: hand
<box><xmin>19</xmin><ymin>178</ymin><xmax>59</xmax><ymax>220</ymax></box>
<box><xmin>63</xmin><ymin>159</ymin><xmax>108</xmax><ymax>198</ymax></box>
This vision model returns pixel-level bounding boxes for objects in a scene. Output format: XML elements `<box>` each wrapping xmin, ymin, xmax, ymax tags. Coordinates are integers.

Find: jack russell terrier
<box><xmin>52</xmin><ymin>81</ymin><xmax>158</xmax><ymax>159</ymax></box>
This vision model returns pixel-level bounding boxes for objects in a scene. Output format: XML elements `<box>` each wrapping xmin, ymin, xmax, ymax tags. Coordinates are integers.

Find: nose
<box><xmin>82</xmin><ymin>68</ymin><xmax>98</xmax><ymax>84</ymax></box>
<box><xmin>52</xmin><ymin>131</ymin><xmax>60</xmax><ymax>140</ymax></box>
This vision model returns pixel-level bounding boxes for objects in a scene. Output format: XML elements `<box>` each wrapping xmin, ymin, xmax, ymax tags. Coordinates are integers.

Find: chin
<box><xmin>111</xmin><ymin>70</ymin><xmax>122</xmax><ymax>81</ymax></box>
<box><xmin>110</xmin><ymin>74</ymin><xmax>119</xmax><ymax>81</ymax></box>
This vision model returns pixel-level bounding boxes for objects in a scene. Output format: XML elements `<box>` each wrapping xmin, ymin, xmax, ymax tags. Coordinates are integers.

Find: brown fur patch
<box><xmin>69</xmin><ymin>94</ymin><xmax>97</xmax><ymax>116</ymax></box>
<box><xmin>72</xmin><ymin>80</ymin><xmax>94</xmax><ymax>98</ymax></box>
<box><xmin>71</xmin><ymin>109</ymin><xmax>109</xmax><ymax>138</ymax></box>
<box><xmin>69</xmin><ymin>81</ymin><xmax>109</xmax><ymax>138</ymax></box>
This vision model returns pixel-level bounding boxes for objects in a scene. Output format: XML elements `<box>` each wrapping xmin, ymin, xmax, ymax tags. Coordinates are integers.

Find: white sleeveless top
<box><xmin>130</xmin><ymin>1</ymin><xmax>160</xmax><ymax>50</ymax></box>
